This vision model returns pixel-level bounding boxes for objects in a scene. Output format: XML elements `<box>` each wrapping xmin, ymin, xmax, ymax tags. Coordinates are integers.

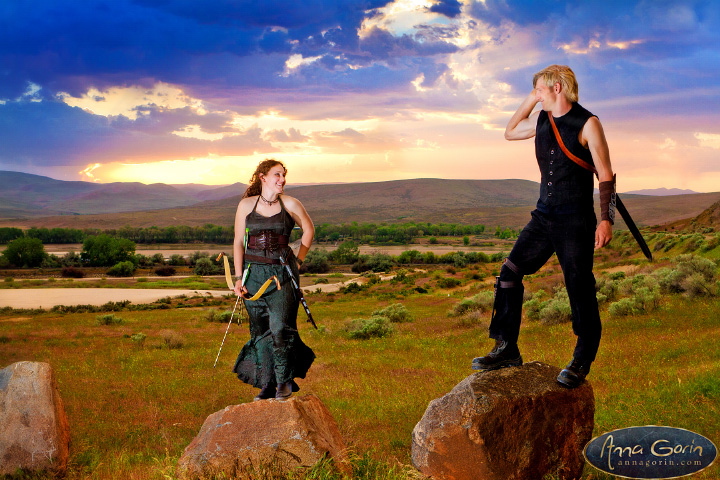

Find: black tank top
<box><xmin>244</xmin><ymin>196</ymin><xmax>295</xmax><ymax>260</ymax></box>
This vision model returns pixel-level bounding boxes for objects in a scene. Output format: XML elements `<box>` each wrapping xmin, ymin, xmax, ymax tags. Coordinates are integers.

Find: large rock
<box><xmin>178</xmin><ymin>394</ymin><xmax>350</xmax><ymax>479</ymax></box>
<box><xmin>412</xmin><ymin>361</ymin><xmax>594</xmax><ymax>480</ymax></box>
<box><xmin>0</xmin><ymin>361</ymin><xmax>71</xmax><ymax>476</ymax></box>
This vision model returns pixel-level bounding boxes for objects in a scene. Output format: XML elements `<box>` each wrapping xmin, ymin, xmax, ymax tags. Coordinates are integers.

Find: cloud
<box><xmin>265</xmin><ymin>128</ymin><xmax>310</xmax><ymax>142</ymax></box>
<box><xmin>694</xmin><ymin>132</ymin><xmax>720</xmax><ymax>149</ymax></box>
<box><xmin>428</xmin><ymin>0</ymin><xmax>463</xmax><ymax>18</ymax></box>
<box><xmin>0</xmin><ymin>99</ymin><xmax>271</xmax><ymax>166</ymax></box>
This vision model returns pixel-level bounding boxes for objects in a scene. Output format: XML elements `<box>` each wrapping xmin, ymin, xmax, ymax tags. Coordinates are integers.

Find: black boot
<box><xmin>557</xmin><ymin>358</ymin><xmax>591</xmax><ymax>388</ymax></box>
<box><xmin>275</xmin><ymin>381</ymin><xmax>292</xmax><ymax>400</ymax></box>
<box><xmin>471</xmin><ymin>339</ymin><xmax>522</xmax><ymax>371</ymax></box>
<box><xmin>254</xmin><ymin>383</ymin><xmax>276</xmax><ymax>401</ymax></box>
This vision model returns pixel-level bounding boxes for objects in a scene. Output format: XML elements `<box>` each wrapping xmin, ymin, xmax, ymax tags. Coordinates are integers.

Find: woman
<box><xmin>232</xmin><ymin>159</ymin><xmax>315</xmax><ymax>401</ymax></box>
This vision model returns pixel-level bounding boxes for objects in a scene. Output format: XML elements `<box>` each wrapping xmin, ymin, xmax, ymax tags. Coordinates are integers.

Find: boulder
<box><xmin>0</xmin><ymin>361</ymin><xmax>71</xmax><ymax>476</ymax></box>
<box><xmin>178</xmin><ymin>394</ymin><xmax>350</xmax><ymax>479</ymax></box>
<box><xmin>412</xmin><ymin>361</ymin><xmax>594</xmax><ymax>480</ymax></box>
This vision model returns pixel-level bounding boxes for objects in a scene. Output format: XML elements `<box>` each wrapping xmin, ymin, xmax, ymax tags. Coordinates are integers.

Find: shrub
<box><xmin>353</xmin><ymin>253</ymin><xmax>394</xmax><ymax>273</ymax></box>
<box><xmin>452</xmin><ymin>252</ymin><xmax>467</xmax><ymax>268</ymax></box>
<box><xmin>330</xmin><ymin>240</ymin><xmax>360</xmax><ymax>264</ymax></box>
<box><xmin>453</xmin><ymin>291</ymin><xmax>494</xmax><ymax>316</ymax></box>
<box><xmin>194</xmin><ymin>257</ymin><xmax>218</xmax><ymax>276</ymax></box>
<box><xmin>96</xmin><ymin>314</ymin><xmax>123</xmax><ymax>325</ymax></box>
<box><xmin>169</xmin><ymin>254</ymin><xmax>186</xmax><ymax>266</ymax></box>
<box><xmin>154</xmin><ymin>266</ymin><xmax>176</xmax><ymax>276</ymax></box>
<box><xmin>206</xmin><ymin>310</ymin><xmax>233</xmax><ymax>323</ymax></box>
<box><xmin>346</xmin><ymin>316</ymin><xmax>393</xmax><ymax>339</ymax></box>
<box><xmin>301</xmin><ymin>249</ymin><xmax>330</xmax><ymax>274</ymax></box>
<box><xmin>130</xmin><ymin>333</ymin><xmax>146</xmax><ymax>347</ymax></box>
<box><xmin>653</xmin><ymin>255</ymin><xmax>717</xmax><ymax>297</ymax></box>
<box><xmin>160</xmin><ymin>329</ymin><xmax>185</xmax><ymax>349</ymax></box>
<box><xmin>523</xmin><ymin>290</ymin><xmax>549</xmax><ymax>321</ymax></box>
<box><xmin>682</xmin><ymin>273</ymin><xmax>717</xmax><ymax>298</ymax></box>
<box><xmin>107</xmin><ymin>261</ymin><xmax>136</xmax><ymax>277</ymax></box>
<box><xmin>538</xmin><ymin>288</ymin><xmax>572</xmax><ymax>325</ymax></box>
<box><xmin>151</xmin><ymin>253</ymin><xmax>166</xmax><ymax>265</ymax></box>
<box><xmin>373</xmin><ymin>303</ymin><xmax>412</xmax><ymax>323</ymax></box>
<box><xmin>341</xmin><ymin>282</ymin><xmax>364</xmax><ymax>294</ymax></box>
<box><xmin>62</xmin><ymin>251</ymin><xmax>83</xmax><ymax>267</ymax></box>
<box><xmin>609</xmin><ymin>297</ymin><xmax>638</xmax><ymax>317</ymax></box>
<box><xmin>62</xmin><ymin>267</ymin><xmax>85</xmax><ymax>278</ymax></box>
<box><xmin>437</xmin><ymin>277</ymin><xmax>461</xmax><ymax>289</ymax></box>
<box><xmin>41</xmin><ymin>254</ymin><xmax>62</xmax><ymax>268</ymax></box>
<box><xmin>596</xmin><ymin>277</ymin><xmax>619</xmax><ymax>302</ymax></box>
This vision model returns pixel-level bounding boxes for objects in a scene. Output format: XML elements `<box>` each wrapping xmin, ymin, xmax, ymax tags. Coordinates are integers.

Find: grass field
<box><xmin>1</xmin><ymin>238</ymin><xmax>719</xmax><ymax>479</ymax></box>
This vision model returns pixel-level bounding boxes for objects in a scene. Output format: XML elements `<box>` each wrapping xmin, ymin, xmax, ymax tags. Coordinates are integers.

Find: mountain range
<box><xmin>1</xmin><ymin>171</ymin><xmax>719</xmax><ymax>231</ymax></box>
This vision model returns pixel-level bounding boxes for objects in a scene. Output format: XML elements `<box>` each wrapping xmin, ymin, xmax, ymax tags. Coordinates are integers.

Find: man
<box><xmin>472</xmin><ymin>65</ymin><xmax>615</xmax><ymax>388</ymax></box>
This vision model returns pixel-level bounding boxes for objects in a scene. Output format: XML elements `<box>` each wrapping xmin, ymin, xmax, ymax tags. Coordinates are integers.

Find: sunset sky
<box><xmin>1</xmin><ymin>0</ymin><xmax>718</xmax><ymax>192</ymax></box>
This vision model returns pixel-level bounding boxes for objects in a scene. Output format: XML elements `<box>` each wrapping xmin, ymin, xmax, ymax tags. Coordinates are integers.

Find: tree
<box><xmin>332</xmin><ymin>240</ymin><xmax>360</xmax><ymax>264</ymax></box>
<box><xmin>0</xmin><ymin>227</ymin><xmax>24</xmax><ymax>244</ymax></box>
<box><xmin>81</xmin><ymin>235</ymin><xmax>136</xmax><ymax>266</ymax></box>
<box><xmin>2</xmin><ymin>237</ymin><xmax>46</xmax><ymax>267</ymax></box>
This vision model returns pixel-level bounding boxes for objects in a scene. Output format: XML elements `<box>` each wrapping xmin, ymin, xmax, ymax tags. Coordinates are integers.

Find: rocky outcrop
<box><xmin>177</xmin><ymin>394</ymin><xmax>349</xmax><ymax>479</ymax></box>
<box><xmin>0</xmin><ymin>361</ymin><xmax>71</xmax><ymax>476</ymax></box>
<box><xmin>412</xmin><ymin>361</ymin><xmax>594</xmax><ymax>480</ymax></box>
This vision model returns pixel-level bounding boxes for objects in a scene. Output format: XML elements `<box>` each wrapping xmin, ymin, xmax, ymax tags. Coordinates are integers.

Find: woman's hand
<box><xmin>234</xmin><ymin>279</ymin><xmax>248</xmax><ymax>297</ymax></box>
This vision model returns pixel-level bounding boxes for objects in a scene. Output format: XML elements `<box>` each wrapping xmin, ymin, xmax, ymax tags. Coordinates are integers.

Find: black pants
<box><xmin>488</xmin><ymin>208</ymin><xmax>602</xmax><ymax>363</ymax></box>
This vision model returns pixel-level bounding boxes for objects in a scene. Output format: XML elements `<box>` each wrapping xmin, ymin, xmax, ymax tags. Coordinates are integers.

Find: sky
<box><xmin>0</xmin><ymin>0</ymin><xmax>719</xmax><ymax>192</ymax></box>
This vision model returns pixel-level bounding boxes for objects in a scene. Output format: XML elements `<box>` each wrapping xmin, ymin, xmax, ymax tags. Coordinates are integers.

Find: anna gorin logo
<box><xmin>584</xmin><ymin>426</ymin><xmax>717</xmax><ymax>479</ymax></box>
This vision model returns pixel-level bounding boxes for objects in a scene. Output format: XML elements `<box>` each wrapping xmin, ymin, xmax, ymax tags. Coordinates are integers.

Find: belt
<box><xmin>244</xmin><ymin>254</ymin><xmax>281</xmax><ymax>265</ymax></box>
<box><xmin>246</xmin><ymin>231</ymin><xmax>289</xmax><ymax>253</ymax></box>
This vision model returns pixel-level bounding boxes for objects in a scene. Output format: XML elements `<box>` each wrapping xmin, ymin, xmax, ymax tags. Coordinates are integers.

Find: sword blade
<box><xmin>615</xmin><ymin>194</ymin><xmax>653</xmax><ymax>261</ymax></box>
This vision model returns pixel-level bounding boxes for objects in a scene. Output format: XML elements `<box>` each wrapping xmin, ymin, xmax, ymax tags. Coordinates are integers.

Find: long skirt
<box><xmin>232</xmin><ymin>262</ymin><xmax>315</xmax><ymax>389</ymax></box>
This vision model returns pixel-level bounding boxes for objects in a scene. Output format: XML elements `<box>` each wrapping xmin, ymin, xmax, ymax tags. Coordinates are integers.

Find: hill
<box><xmin>623</xmin><ymin>187</ymin><xmax>698</xmax><ymax>196</ymax></box>
<box><xmin>655</xmin><ymin>200</ymin><xmax>720</xmax><ymax>232</ymax></box>
<box><xmin>0</xmin><ymin>171</ymin><xmax>244</xmax><ymax>218</ymax></box>
<box><xmin>1</xmin><ymin>174</ymin><xmax>719</xmax><ymax>231</ymax></box>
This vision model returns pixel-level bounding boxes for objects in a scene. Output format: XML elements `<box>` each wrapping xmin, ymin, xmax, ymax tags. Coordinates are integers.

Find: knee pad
<box><xmin>498</xmin><ymin>258</ymin><xmax>523</xmax><ymax>289</ymax></box>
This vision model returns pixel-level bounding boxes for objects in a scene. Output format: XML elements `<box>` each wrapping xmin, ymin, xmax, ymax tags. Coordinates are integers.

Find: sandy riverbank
<box><xmin>0</xmin><ymin>288</ymin><xmax>227</xmax><ymax>309</ymax></box>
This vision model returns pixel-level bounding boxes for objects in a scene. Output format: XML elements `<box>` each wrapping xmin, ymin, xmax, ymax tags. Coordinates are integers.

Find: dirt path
<box><xmin>0</xmin><ymin>288</ymin><xmax>226</xmax><ymax>309</ymax></box>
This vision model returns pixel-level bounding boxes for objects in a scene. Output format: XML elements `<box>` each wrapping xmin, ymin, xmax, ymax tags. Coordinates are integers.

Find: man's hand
<box><xmin>595</xmin><ymin>220</ymin><xmax>613</xmax><ymax>249</ymax></box>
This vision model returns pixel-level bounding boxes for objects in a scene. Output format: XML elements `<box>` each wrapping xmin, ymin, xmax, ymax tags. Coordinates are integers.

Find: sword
<box><xmin>616</xmin><ymin>194</ymin><xmax>653</xmax><ymax>261</ymax></box>
<box><xmin>279</xmin><ymin>253</ymin><xmax>317</xmax><ymax>329</ymax></box>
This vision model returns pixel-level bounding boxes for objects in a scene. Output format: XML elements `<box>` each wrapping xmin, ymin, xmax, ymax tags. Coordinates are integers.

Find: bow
<box><xmin>212</xmin><ymin>253</ymin><xmax>281</xmax><ymax>367</ymax></box>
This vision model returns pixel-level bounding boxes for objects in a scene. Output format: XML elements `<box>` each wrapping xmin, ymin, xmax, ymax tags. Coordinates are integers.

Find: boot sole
<box><xmin>471</xmin><ymin>356</ymin><xmax>523</xmax><ymax>371</ymax></box>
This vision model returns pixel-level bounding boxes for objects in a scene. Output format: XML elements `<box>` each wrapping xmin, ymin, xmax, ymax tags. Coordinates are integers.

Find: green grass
<box><xmin>0</xmin><ymin>260</ymin><xmax>718</xmax><ymax>479</ymax></box>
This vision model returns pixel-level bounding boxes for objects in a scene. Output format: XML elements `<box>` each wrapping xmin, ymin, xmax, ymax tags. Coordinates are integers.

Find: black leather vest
<box><xmin>535</xmin><ymin>103</ymin><xmax>595</xmax><ymax>207</ymax></box>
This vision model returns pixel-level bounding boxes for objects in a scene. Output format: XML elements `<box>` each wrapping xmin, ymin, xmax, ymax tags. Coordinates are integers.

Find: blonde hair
<box><xmin>533</xmin><ymin>65</ymin><xmax>578</xmax><ymax>103</ymax></box>
<box><xmin>243</xmin><ymin>159</ymin><xmax>287</xmax><ymax>198</ymax></box>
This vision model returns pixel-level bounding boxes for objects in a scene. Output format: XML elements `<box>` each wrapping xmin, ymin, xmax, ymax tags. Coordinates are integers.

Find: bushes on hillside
<box><xmin>373</xmin><ymin>303</ymin><xmax>413</xmax><ymax>323</ymax></box>
<box><xmin>107</xmin><ymin>261</ymin><xmax>136</xmax><ymax>277</ymax></box>
<box><xmin>346</xmin><ymin>316</ymin><xmax>393</xmax><ymax>339</ymax></box>
<box><xmin>301</xmin><ymin>249</ymin><xmax>330</xmax><ymax>274</ymax></box>
<box><xmin>62</xmin><ymin>267</ymin><xmax>85</xmax><ymax>278</ymax></box>
<box><xmin>194</xmin><ymin>257</ymin><xmax>218</xmax><ymax>276</ymax></box>
<box><xmin>154</xmin><ymin>266</ymin><xmax>176</xmax><ymax>276</ymax></box>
